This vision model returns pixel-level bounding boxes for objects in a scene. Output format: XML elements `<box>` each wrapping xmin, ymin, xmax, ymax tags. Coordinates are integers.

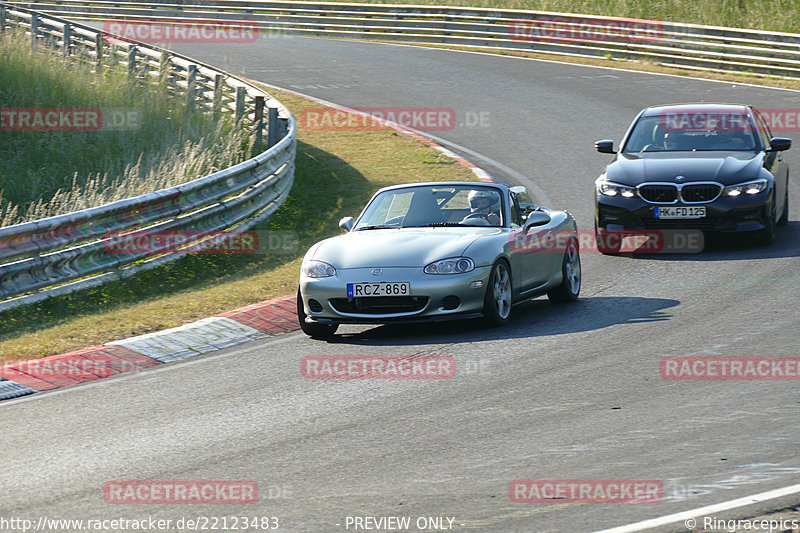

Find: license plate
<box><xmin>654</xmin><ymin>206</ymin><xmax>706</xmax><ymax>219</ymax></box>
<box><xmin>347</xmin><ymin>282</ymin><xmax>410</xmax><ymax>297</ymax></box>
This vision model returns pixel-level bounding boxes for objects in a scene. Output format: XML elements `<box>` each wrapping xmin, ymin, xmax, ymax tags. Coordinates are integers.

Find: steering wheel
<box><xmin>460</xmin><ymin>212</ymin><xmax>493</xmax><ymax>225</ymax></box>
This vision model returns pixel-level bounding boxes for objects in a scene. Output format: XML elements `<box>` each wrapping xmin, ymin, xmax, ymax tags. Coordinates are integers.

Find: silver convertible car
<box><xmin>297</xmin><ymin>181</ymin><xmax>581</xmax><ymax>338</ymax></box>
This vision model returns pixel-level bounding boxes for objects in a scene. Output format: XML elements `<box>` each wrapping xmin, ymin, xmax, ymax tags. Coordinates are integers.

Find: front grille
<box><xmin>639</xmin><ymin>185</ymin><xmax>678</xmax><ymax>203</ymax></box>
<box><xmin>329</xmin><ymin>296</ymin><xmax>429</xmax><ymax>315</ymax></box>
<box><xmin>681</xmin><ymin>184</ymin><xmax>722</xmax><ymax>203</ymax></box>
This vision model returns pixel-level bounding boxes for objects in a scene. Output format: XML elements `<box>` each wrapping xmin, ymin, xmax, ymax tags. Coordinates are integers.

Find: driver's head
<box><xmin>468</xmin><ymin>189</ymin><xmax>499</xmax><ymax>213</ymax></box>
<box><xmin>664</xmin><ymin>133</ymin><xmax>680</xmax><ymax>150</ymax></box>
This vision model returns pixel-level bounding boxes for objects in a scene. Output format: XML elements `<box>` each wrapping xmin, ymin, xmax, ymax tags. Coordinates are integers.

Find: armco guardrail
<box><xmin>5</xmin><ymin>0</ymin><xmax>800</xmax><ymax>78</ymax></box>
<box><xmin>0</xmin><ymin>3</ymin><xmax>296</xmax><ymax>312</ymax></box>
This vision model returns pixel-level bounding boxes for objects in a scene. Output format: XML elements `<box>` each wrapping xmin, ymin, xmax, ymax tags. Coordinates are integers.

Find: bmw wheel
<box><xmin>548</xmin><ymin>238</ymin><xmax>581</xmax><ymax>303</ymax></box>
<box><xmin>777</xmin><ymin>186</ymin><xmax>789</xmax><ymax>227</ymax></box>
<box><xmin>754</xmin><ymin>196</ymin><xmax>777</xmax><ymax>245</ymax></box>
<box><xmin>595</xmin><ymin>224</ymin><xmax>622</xmax><ymax>255</ymax></box>
<box><xmin>483</xmin><ymin>260</ymin><xmax>512</xmax><ymax>326</ymax></box>
<box><xmin>297</xmin><ymin>287</ymin><xmax>338</xmax><ymax>339</ymax></box>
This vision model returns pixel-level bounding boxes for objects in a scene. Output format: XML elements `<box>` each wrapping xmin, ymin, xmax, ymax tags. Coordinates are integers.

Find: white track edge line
<box><xmin>593</xmin><ymin>483</ymin><xmax>800</xmax><ymax>533</ymax></box>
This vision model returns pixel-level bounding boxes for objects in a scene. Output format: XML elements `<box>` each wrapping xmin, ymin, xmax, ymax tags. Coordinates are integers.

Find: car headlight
<box><xmin>302</xmin><ymin>260</ymin><xmax>336</xmax><ymax>278</ymax></box>
<box><xmin>597</xmin><ymin>179</ymin><xmax>636</xmax><ymax>198</ymax></box>
<box><xmin>424</xmin><ymin>257</ymin><xmax>475</xmax><ymax>274</ymax></box>
<box><xmin>724</xmin><ymin>178</ymin><xmax>768</xmax><ymax>197</ymax></box>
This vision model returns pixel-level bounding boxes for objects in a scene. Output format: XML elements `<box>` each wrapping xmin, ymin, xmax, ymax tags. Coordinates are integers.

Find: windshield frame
<box><xmin>621</xmin><ymin>112</ymin><xmax>760</xmax><ymax>154</ymax></box>
<box><xmin>353</xmin><ymin>184</ymin><xmax>507</xmax><ymax>230</ymax></box>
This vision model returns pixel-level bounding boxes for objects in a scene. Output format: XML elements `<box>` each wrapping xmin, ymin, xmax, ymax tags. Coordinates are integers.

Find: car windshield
<box><xmin>623</xmin><ymin>113</ymin><xmax>758</xmax><ymax>153</ymax></box>
<box><xmin>353</xmin><ymin>185</ymin><xmax>504</xmax><ymax>229</ymax></box>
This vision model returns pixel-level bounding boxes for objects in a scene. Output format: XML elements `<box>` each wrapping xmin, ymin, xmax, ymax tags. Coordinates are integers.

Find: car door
<box><xmin>508</xmin><ymin>190</ymin><xmax>554</xmax><ymax>293</ymax></box>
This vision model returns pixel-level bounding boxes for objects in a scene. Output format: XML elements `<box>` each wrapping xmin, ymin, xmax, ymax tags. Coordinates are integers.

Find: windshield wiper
<box><xmin>354</xmin><ymin>225</ymin><xmax>399</xmax><ymax>231</ymax></box>
<box><xmin>416</xmin><ymin>222</ymin><xmax>464</xmax><ymax>227</ymax></box>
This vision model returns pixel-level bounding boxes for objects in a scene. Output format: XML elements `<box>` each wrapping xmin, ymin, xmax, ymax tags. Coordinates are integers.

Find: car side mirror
<box><xmin>339</xmin><ymin>216</ymin><xmax>354</xmax><ymax>231</ymax></box>
<box><xmin>768</xmin><ymin>137</ymin><xmax>791</xmax><ymax>152</ymax></box>
<box><xmin>524</xmin><ymin>211</ymin><xmax>551</xmax><ymax>229</ymax></box>
<box><xmin>595</xmin><ymin>140</ymin><xmax>615</xmax><ymax>154</ymax></box>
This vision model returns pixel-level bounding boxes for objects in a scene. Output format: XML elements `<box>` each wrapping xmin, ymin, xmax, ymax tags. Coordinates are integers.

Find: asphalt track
<box><xmin>1</xmin><ymin>37</ymin><xmax>799</xmax><ymax>533</ymax></box>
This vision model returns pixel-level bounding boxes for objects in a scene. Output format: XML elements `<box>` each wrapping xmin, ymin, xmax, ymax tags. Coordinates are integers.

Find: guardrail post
<box><xmin>30</xmin><ymin>13</ymin><xmax>38</xmax><ymax>49</ymax></box>
<box><xmin>127</xmin><ymin>45</ymin><xmax>137</xmax><ymax>77</ymax></box>
<box><xmin>267</xmin><ymin>106</ymin><xmax>279</xmax><ymax>148</ymax></box>
<box><xmin>62</xmin><ymin>23</ymin><xmax>71</xmax><ymax>57</ymax></box>
<box><xmin>95</xmin><ymin>32</ymin><xmax>103</xmax><ymax>73</ymax></box>
<box><xmin>278</xmin><ymin>117</ymin><xmax>289</xmax><ymax>141</ymax></box>
<box><xmin>235</xmin><ymin>86</ymin><xmax>245</xmax><ymax>123</ymax></box>
<box><xmin>212</xmin><ymin>74</ymin><xmax>223</xmax><ymax>116</ymax></box>
<box><xmin>186</xmin><ymin>64</ymin><xmax>197</xmax><ymax>111</ymax></box>
<box><xmin>254</xmin><ymin>96</ymin><xmax>265</xmax><ymax>146</ymax></box>
<box><xmin>159</xmin><ymin>52</ymin><xmax>170</xmax><ymax>84</ymax></box>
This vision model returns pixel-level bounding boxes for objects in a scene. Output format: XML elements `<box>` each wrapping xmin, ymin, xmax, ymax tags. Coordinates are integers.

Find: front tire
<box><xmin>595</xmin><ymin>224</ymin><xmax>622</xmax><ymax>255</ymax></box>
<box><xmin>753</xmin><ymin>196</ymin><xmax>777</xmax><ymax>245</ymax></box>
<box><xmin>297</xmin><ymin>286</ymin><xmax>338</xmax><ymax>339</ymax></box>
<box><xmin>777</xmin><ymin>186</ymin><xmax>789</xmax><ymax>226</ymax></box>
<box><xmin>548</xmin><ymin>238</ymin><xmax>581</xmax><ymax>303</ymax></box>
<box><xmin>483</xmin><ymin>260</ymin><xmax>512</xmax><ymax>326</ymax></box>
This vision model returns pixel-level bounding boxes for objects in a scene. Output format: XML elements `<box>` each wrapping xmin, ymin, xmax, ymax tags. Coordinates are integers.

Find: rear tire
<box><xmin>483</xmin><ymin>260</ymin><xmax>512</xmax><ymax>326</ymax></box>
<box><xmin>297</xmin><ymin>286</ymin><xmax>338</xmax><ymax>339</ymax></box>
<box><xmin>548</xmin><ymin>238</ymin><xmax>581</xmax><ymax>303</ymax></box>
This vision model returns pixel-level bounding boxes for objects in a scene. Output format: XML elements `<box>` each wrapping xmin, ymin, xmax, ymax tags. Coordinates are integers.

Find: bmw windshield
<box><xmin>623</xmin><ymin>113</ymin><xmax>759</xmax><ymax>153</ymax></box>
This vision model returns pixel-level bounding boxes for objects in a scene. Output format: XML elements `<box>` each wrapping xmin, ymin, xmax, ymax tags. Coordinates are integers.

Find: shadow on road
<box><xmin>325</xmin><ymin>295</ymin><xmax>679</xmax><ymax>346</ymax></box>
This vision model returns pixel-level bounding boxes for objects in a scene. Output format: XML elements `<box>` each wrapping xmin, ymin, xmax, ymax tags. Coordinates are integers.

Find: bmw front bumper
<box><xmin>595</xmin><ymin>191</ymin><xmax>773</xmax><ymax>233</ymax></box>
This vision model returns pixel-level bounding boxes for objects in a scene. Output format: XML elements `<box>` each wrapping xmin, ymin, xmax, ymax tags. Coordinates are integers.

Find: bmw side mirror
<box><xmin>768</xmin><ymin>137</ymin><xmax>792</xmax><ymax>152</ymax></box>
<box><xmin>524</xmin><ymin>211</ymin><xmax>551</xmax><ymax>229</ymax></box>
<box><xmin>595</xmin><ymin>140</ymin><xmax>615</xmax><ymax>154</ymax></box>
<box><xmin>339</xmin><ymin>216</ymin><xmax>354</xmax><ymax>231</ymax></box>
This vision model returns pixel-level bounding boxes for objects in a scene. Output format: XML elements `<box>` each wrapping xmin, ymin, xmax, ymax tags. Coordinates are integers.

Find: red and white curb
<box><xmin>0</xmin><ymin>295</ymin><xmax>299</xmax><ymax>401</ymax></box>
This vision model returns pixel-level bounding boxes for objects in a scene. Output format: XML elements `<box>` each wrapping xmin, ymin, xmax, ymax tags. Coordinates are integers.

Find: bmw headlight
<box><xmin>724</xmin><ymin>178</ymin><xmax>768</xmax><ymax>197</ymax></box>
<box><xmin>302</xmin><ymin>260</ymin><xmax>336</xmax><ymax>278</ymax></box>
<box><xmin>597</xmin><ymin>179</ymin><xmax>636</xmax><ymax>198</ymax></box>
<box><xmin>424</xmin><ymin>257</ymin><xmax>475</xmax><ymax>274</ymax></box>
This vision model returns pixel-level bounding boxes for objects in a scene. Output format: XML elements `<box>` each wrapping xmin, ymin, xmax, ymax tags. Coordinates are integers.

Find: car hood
<box><xmin>605</xmin><ymin>152</ymin><xmax>765</xmax><ymax>185</ymax></box>
<box><xmin>310</xmin><ymin>227</ymin><xmax>497</xmax><ymax>268</ymax></box>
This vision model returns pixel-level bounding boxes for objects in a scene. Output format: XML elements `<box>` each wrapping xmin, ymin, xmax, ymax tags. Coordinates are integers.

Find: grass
<box><xmin>319</xmin><ymin>0</ymin><xmax>800</xmax><ymax>34</ymax></box>
<box><xmin>0</xmin><ymin>89</ymin><xmax>476</xmax><ymax>360</ymax></box>
<box><xmin>0</xmin><ymin>31</ymin><xmax>246</xmax><ymax>226</ymax></box>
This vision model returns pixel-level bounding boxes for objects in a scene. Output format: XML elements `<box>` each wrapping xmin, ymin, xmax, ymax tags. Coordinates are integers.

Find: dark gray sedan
<box><xmin>594</xmin><ymin>103</ymin><xmax>791</xmax><ymax>252</ymax></box>
<box><xmin>297</xmin><ymin>181</ymin><xmax>580</xmax><ymax>338</ymax></box>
